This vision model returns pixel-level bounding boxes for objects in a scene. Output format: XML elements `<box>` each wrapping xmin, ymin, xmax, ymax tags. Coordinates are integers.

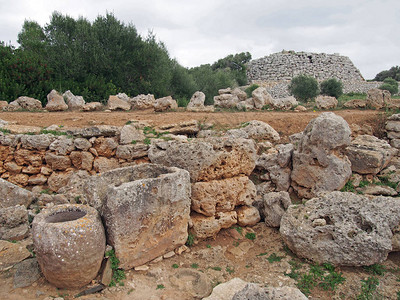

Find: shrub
<box><xmin>245</xmin><ymin>84</ymin><xmax>259</xmax><ymax>98</ymax></box>
<box><xmin>289</xmin><ymin>75</ymin><xmax>319</xmax><ymax>102</ymax></box>
<box><xmin>320</xmin><ymin>78</ymin><xmax>343</xmax><ymax>98</ymax></box>
<box><xmin>379</xmin><ymin>77</ymin><xmax>398</xmax><ymax>95</ymax></box>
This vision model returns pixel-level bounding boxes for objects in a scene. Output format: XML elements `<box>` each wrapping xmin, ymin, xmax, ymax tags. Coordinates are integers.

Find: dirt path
<box><xmin>0</xmin><ymin>109</ymin><xmax>383</xmax><ymax>139</ymax></box>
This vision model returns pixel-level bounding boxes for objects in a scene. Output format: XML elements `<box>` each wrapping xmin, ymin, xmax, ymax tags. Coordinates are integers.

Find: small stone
<box><xmin>13</xmin><ymin>258</ymin><xmax>41</xmax><ymax>288</ymax></box>
<box><xmin>163</xmin><ymin>251</ymin><xmax>175</xmax><ymax>259</ymax></box>
<box><xmin>100</xmin><ymin>258</ymin><xmax>112</xmax><ymax>286</ymax></box>
<box><xmin>312</xmin><ymin>218</ymin><xmax>327</xmax><ymax>227</ymax></box>
<box><xmin>175</xmin><ymin>245</ymin><xmax>189</xmax><ymax>255</ymax></box>
<box><xmin>134</xmin><ymin>265</ymin><xmax>149</xmax><ymax>271</ymax></box>
<box><xmin>150</xmin><ymin>256</ymin><xmax>163</xmax><ymax>264</ymax></box>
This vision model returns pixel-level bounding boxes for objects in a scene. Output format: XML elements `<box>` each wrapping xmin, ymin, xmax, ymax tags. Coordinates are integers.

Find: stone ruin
<box><xmin>2</xmin><ymin>112</ymin><xmax>400</xmax><ymax>297</ymax></box>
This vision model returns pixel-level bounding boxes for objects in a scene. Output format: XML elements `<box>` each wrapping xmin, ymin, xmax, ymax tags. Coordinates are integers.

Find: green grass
<box><xmin>211</xmin><ymin>266</ymin><xmax>222</xmax><ymax>271</ymax></box>
<box><xmin>226</xmin><ymin>266</ymin><xmax>235</xmax><ymax>274</ymax></box>
<box><xmin>341</xmin><ymin>180</ymin><xmax>356</xmax><ymax>193</ymax></box>
<box><xmin>356</xmin><ymin>276</ymin><xmax>379</xmax><ymax>300</ymax></box>
<box><xmin>190</xmin><ymin>263</ymin><xmax>199</xmax><ymax>269</ymax></box>
<box><xmin>232</xmin><ymin>226</ymin><xmax>243</xmax><ymax>235</ymax></box>
<box><xmin>143</xmin><ymin>137</ymin><xmax>151</xmax><ymax>145</ymax></box>
<box><xmin>363</xmin><ymin>264</ymin><xmax>387</xmax><ymax>276</ymax></box>
<box><xmin>185</xmin><ymin>233</ymin><xmax>195</xmax><ymax>247</ymax></box>
<box><xmin>105</xmin><ymin>249</ymin><xmax>126</xmax><ymax>287</ymax></box>
<box><xmin>0</xmin><ymin>128</ymin><xmax>10</xmax><ymax>134</ymax></box>
<box><xmin>245</xmin><ymin>232</ymin><xmax>256</xmax><ymax>240</ymax></box>
<box><xmin>375</xmin><ymin>176</ymin><xmax>398</xmax><ymax>189</ymax></box>
<box><xmin>172</xmin><ymin>264</ymin><xmax>179</xmax><ymax>269</ymax></box>
<box><xmin>267</xmin><ymin>253</ymin><xmax>283</xmax><ymax>263</ymax></box>
<box><xmin>156</xmin><ymin>284</ymin><xmax>165</xmax><ymax>290</ymax></box>
<box><xmin>131</xmin><ymin>140</ymin><xmax>137</xmax><ymax>144</ymax></box>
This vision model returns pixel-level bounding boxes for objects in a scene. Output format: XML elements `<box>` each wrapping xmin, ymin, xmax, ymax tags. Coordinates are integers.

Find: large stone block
<box><xmin>280</xmin><ymin>191</ymin><xmax>400</xmax><ymax>266</ymax></box>
<box><xmin>0</xmin><ymin>205</ymin><xmax>29</xmax><ymax>240</ymax></box>
<box><xmin>191</xmin><ymin>211</ymin><xmax>237</xmax><ymax>239</ymax></box>
<box><xmin>191</xmin><ymin>176</ymin><xmax>256</xmax><ymax>217</ymax></box>
<box><xmin>148</xmin><ymin>137</ymin><xmax>257</xmax><ymax>182</ymax></box>
<box><xmin>0</xmin><ymin>178</ymin><xmax>35</xmax><ymax>208</ymax></box>
<box><xmin>101</xmin><ymin>164</ymin><xmax>191</xmax><ymax>269</ymax></box>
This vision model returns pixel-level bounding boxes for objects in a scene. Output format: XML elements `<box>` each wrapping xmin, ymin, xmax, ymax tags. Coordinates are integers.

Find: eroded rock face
<box><xmin>226</xmin><ymin>120</ymin><xmax>280</xmax><ymax>142</ymax></box>
<box><xmin>191</xmin><ymin>211</ymin><xmax>237</xmax><ymax>239</ymax></box>
<box><xmin>252</xmin><ymin>87</ymin><xmax>273</xmax><ymax>109</ymax></box>
<box><xmin>280</xmin><ymin>191</ymin><xmax>400</xmax><ymax>266</ymax></box>
<box><xmin>187</xmin><ymin>91</ymin><xmax>206</xmax><ymax>109</ymax></box>
<box><xmin>0</xmin><ymin>205</ymin><xmax>29</xmax><ymax>240</ymax></box>
<box><xmin>148</xmin><ymin>137</ymin><xmax>257</xmax><ymax>182</ymax></box>
<box><xmin>263</xmin><ymin>191</ymin><xmax>292</xmax><ymax>227</ymax></box>
<box><xmin>0</xmin><ymin>178</ymin><xmax>35</xmax><ymax>208</ymax></box>
<box><xmin>11</xmin><ymin>96</ymin><xmax>42</xmax><ymax>111</ymax></box>
<box><xmin>107</xmin><ymin>95</ymin><xmax>131</xmax><ymax>111</ymax></box>
<box><xmin>101</xmin><ymin>164</ymin><xmax>191</xmax><ymax>269</ymax></box>
<box><xmin>291</xmin><ymin>112</ymin><xmax>352</xmax><ymax>198</ymax></box>
<box><xmin>346</xmin><ymin>135</ymin><xmax>396</xmax><ymax>174</ymax></box>
<box><xmin>129</xmin><ymin>94</ymin><xmax>155</xmax><ymax>110</ymax></box>
<box><xmin>191</xmin><ymin>176</ymin><xmax>256</xmax><ymax>217</ymax></box>
<box><xmin>46</xmin><ymin>90</ymin><xmax>68</xmax><ymax>111</ymax></box>
<box><xmin>366</xmin><ymin>88</ymin><xmax>391</xmax><ymax>109</ymax></box>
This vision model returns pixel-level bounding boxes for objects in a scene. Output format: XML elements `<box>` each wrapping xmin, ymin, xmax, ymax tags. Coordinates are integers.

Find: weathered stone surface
<box><xmin>366</xmin><ymin>88</ymin><xmax>391</xmax><ymax>109</ymax></box>
<box><xmin>154</xmin><ymin>96</ymin><xmax>178</xmax><ymax>112</ymax></box>
<box><xmin>32</xmin><ymin>204</ymin><xmax>106</xmax><ymax>288</ymax></box>
<box><xmin>157</xmin><ymin>120</ymin><xmax>200</xmax><ymax>135</ymax></box>
<box><xmin>226</xmin><ymin>120</ymin><xmax>280</xmax><ymax>142</ymax></box>
<box><xmin>46</xmin><ymin>90</ymin><xmax>68</xmax><ymax>111</ymax></box>
<box><xmin>0</xmin><ymin>205</ymin><xmax>29</xmax><ymax>240</ymax></box>
<box><xmin>3</xmin><ymin>124</ymin><xmax>41</xmax><ymax>134</ymax></box>
<box><xmin>82</xmin><ymin>102</ymin><xmax>103</xmax><ymax>111</ymax></box>
<box><xmin>63</xmin><ymin>90</ymin><xmax>85</xmax><ymax>110</ymax></box>
<box><xmin>169</xmin><ymin>268</ymin><xmax>213</xmax><ymax>298</ymax></box>
<box><xmin>73</xmin><ymin>138</ymin><xmax>92</xmax><ymax>150</ymax></box>
<box><xmin>269</xmin><ymin>96</ymin><xmax>298</xmax><ymax>110</ymax></box>
<box><xmin>343</xmin><ymin>99</ymin><xmax>367</xmax><ymax>109</ymax></box>
<box><xmin>57</xmin><ymin>170</ymin><xmax>91</xmax><ymax>201</ymax></box>
<box><xmin>14</xmin><ymin>149</ymin><xmax>45</xmax><ymax>167</ymax></box>
<box><xmin>93</xmin><ymin>157</ymin><xmax>119</xmax><ymax>173</ymax></box>
<box><xmin>45</xmin><ymin>152</ymin><xmax>71</xmax><ymax>170</ymax></box>
<box><xmin>47</xmin><ymin>171</ymin><xmax>73</xmax><ymax>192</ymax></box>
<box><xmin>20</xmin><ymin>134</ymin><xmax>56</xmax><ymax>150</ymax></box>
<box><xmin>280</xmin><ymin>191</ymin><xmax>400</xmax><ymax>266</ymax></box>
<box><xmin>291</xmin><ymin>112</ymin><xmax>352</xmax><ymax>198</ymax></box>
<box><xmin>4</xmin><ymin>161</ymin><xmax>22</xmax><ymax>173</ymax></box>
<box><xmin>0</xmin><ymin>178</ymin><xmax>34</xmax><ymax>208</ymax></box>
<box><xmin>119</xmin><ymin>124</ymin><xmax>146</xmax><ymax>144</ymax></box>
<box><xmin>3</xmin><ymin>101</ymin><xmax>21</xmax><ymax>111</ymax></box>
<box><xmin>12</xmin><ymin>96</ymin><xmax>42</xmax><ymax>110</ymax></box>
<box><xmin>346</xmin><ymin>135</ymin><xmax>396</xmax><ymax>174</ymax></box>
<box><xmin>8</xmin><ymin>173</ymin><xmax>29</xmax><ymax>186</ymax></box>
<box><xmin>115</xmin><ymin>144</ymin><xmax>148</xmax><ymax>160</ymax></box>
<box><xmin>0</xmin><ymin>101</ymin><xmax>8</xmax><ymax>110</ymax></box>
<box><xmin>70</xmin><ymin>151</ymin><xmax>94</xmax><ymax>171</ymax></box>
<box><xmin>187</xmin><ymin>91</ymin><xmax>206</xmax><ymax>109</ymax></box>
<box><xmin>0</xmin><ymin>240</ymin><xmax>31</xmax><ymax>271</ymax></box>
<box><xmin>107</xmin><ymin>95</ymin><xmax>131</xmax><ymax>111</ymax></box>
<box><xmin>203</xmin><ymin>278</ymin><xmax>248</xmax><ymax>300</ymax></box>
<box><xmin>13</xmin><ymin>258</ymin><xmax>41</xmax><ymax>288</ymax></box>
<box><xmin>252</xmin><ymin>87</ymin><xmax>273</xmax><ymax>109</ymax></box>
<box><xmin>28</xmin><ymin>174</ymin><xmax>47</xmax><ymax>185</ymax></box>
<box><xmin>49</xmin><ymin>136</ymin><xmax>75</xmax><ymax>155</ymax></box>
<box><xmin>263</xmin><ymin>191</ymin><xmax>291</xmax><ymax>227</ymax></box>
<box><xmin>191</xmin><ymin>176</ymin><xmax>256</xmax><ymax>217</ymax></box>
<box><xmin>233</xmin><ymin>283</ymin><xmax>308</xmax><ymax>300</ymax></box>
<box><xmin>79</xmin><ymin>125</ymin><xmax>120</xmax><ymax>138</ymax></box>
<box><xmin>191</xmin><ymin>211</ymin><xmax>237</xmax><ymax>239</ymax></box>
<box><xmin>100</xmin><ymin>164</ymin><xmax>191</xmax><ymax>269</ymax></box>
<box><xmin>93</xmin><ymin>137</ymin><xmax>118</xmax><ymax>158</ymax></box>
<box><xmin>359</xmin><ymin>184</ymin><xmax>398</xmax><ymax>196</ymax></box>
<box><xmin>148</xmin><ymin>137</ymin><xmax>257</xmax><ymax>182</ymax></box>
<box><xmin>235</xmin><ymin>205</ymin><xmax>260</xmax><ymax>226</ymax></box>
<box><xmin>236</xmin><ymin>99</ymin><xmax>255</xmax><ymax>111</ymax></box>
<box><xmin>294</xmin><ymin>105</ymin><xmax>307</xmax><ymax>112</ymax></box>
<box><xmin>187</xmin><ymin>105</ymin><xmax>215</xmax><ymax>112</ymax></box>
<box><xmin>214</xmin><ymin>93</ymin><xmax>240</xmax><ymax>108</ymax></box>
<box><xmin>315</xmin><ymin>95</ymin><xmax>338</xmax><ymax>109</ymax></box>
<box><xmin>129</xmin><ymin>94</ymin><xmax>155</xmax><ymax>110</ymax></box>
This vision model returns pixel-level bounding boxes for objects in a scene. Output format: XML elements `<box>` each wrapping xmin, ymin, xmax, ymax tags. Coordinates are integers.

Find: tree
<box><xmin>289</xmin><ymin>75</ymin><xmax>319</xmax><ymax>102</ymax></box>
<box><xmin>374</xmin><ymin>66</ymin><xmax>400</xmax><ymax>81</ymax></box>
<box><xmin>379</xmin><ymin>77</ymin><xmax>399</xmax><ymax>95</ymax></box>
<box><xmin>320</xmin><ymin>78</ymin><xmax>343</xmax><ymax>98</ymax></box>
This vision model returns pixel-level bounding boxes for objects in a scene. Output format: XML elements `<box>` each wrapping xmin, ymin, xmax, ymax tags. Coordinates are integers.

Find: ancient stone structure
<box><xmin>247</xmin><ymin>51</ymin><xmax>364</xmax><ymax>82</ymax></box>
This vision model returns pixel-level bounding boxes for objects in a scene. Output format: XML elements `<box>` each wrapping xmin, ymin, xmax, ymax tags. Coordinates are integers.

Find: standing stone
<box><xmin>262</xmin><ymin>191</ymin><xmax>291</xmax><ymax>227</ymax></box>
<box><xmin>107</xmin><ymin>95</ymin><xmax>131</xmax><ymax>111</ymax></box>
<box><xmin>45</xmin><ymin>90</ymin><xmax>68</xmax><ymax>111</ymax></box>
<box><xmin>187</xmin><ymin>91</ymin><xmax>206</xmax><ymax>109</ymax></box>
<box><xmin>101</xmin><ymin>164</ymin><xmax>191</xmax><ymax>269</ymax></box>
<box><xmin>366</xmin><ymin>88</ymin><xmax>391</xmax><ymax>109</ymax></box>
<box><xmin>315</xmin><ymin>95</ymin><xmax>338</xmax><ymax>109</ymax></box>
<box><xmin>291</xmin><ymin>112</ymin><xmax>352</xmax><ymax>198</ymax></box>
<box><xmin>252</xmin><ymin>87</ymin><xmax>273</xmax><ymax>109</ymax></box>
<box><xmin>129</xmin><ymin>94</ymin><xmax>156</xmax><ymax>110</ymax></box>
<box><xmin>153</xmin><ymin>96</ymin><xmax>178</xmax><ymax>112</ymax></box>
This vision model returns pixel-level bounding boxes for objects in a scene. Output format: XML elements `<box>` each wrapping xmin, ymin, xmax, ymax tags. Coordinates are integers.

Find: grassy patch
<box><xmin>172</xmin><ymin>264</ymin><xmax>179</xmax><ymax>269</ymax></box>
<box><xmin>357</xmin><ymin>276</ymin><xmax>379</xmax><ymax>300</ymax></box>
<box><xmin>156</xmin><ymin>284</ymin><xmax>165</xmax><ymax>290</ymax></box>
<box><xmin>267</xmin><ymin>253</ymin><xmax>283</xmax><ymax>263</ymax></box>
<box><xmin>105</xmin><ymin>249</ymin><xmax>126</xmax><ymax>287</ymax></box>
<box><xmin>186</xmin><ymin>233</ymin><xmax>195</xmax><ymax>247</ymax></box>
<box><xmin>363</xmin><ymin>264</ymin><xmax>387</xmax><ymax>276</ymax></box>
<box><xmin>0</xmin><ymin>128</ymin><xmax>10</xmax><ymax>134</ymax></box>
<box><xmin>190</xmin><ymin>263</ymin><xmax>199</xmax><ymax>269</ymax></box>
<box><xmin>226</xmin><ymin>266</ymin><xmax>235</xmax><ymax>274</ymax></box>
<box><xmin>245</xmin><ymin>232</ymin><xmax>256</xmax><ymax>240</ymax></box>
<box><xmin>341</xmin><ymin>180</ymin><xmax>356</xmax><ymax>193</ymax></box>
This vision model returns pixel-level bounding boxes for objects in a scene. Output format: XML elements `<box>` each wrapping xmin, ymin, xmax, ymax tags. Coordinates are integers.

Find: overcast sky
<box><xmin>0</xmin><ymin>0</ymin><xmax>399</xmax><ymax>79</ymax></box>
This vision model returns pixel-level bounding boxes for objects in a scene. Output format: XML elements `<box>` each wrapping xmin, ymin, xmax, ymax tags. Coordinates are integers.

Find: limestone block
<box><xmin>45</xmin><ymin>90</ymin><xmax>68</xmax><ymax>111</ymax></box>
<box><xmin>235</xmin><ymin>205</ymin><xmax>261</xmax><ymax>226</ymax></box>
<box><xmin>191</xmin><ymin>176</ymin><xmax>256</xmax><ymax>217</ymax></box>
<box><xmin>47</xmin><ymin>171</ymin><xmax>73</xmax><ymax>192</ymax></box>
<box><xmin>45</xmin><ymin>152</ymin><xmax>71</xmax><ymax>170</ymax></box>
<box><xmin>49</xmin><ymin>137</ymin><xmax>75</xmax><ymax>155</ymax></box>
<box><xmin>187</xmin><ymin>91</ymin><xmax>206</xmax><ymax>109</ymax></box>
<box><xmin>14</xmin><ymin>149</ymin><xmax>44</xmax><ymax>167</ymax></box>
<box><xmin>128</xmin><ymin>94</ymin><xmax>155</xmax><ymax>110</ymax></box>
<box><xmin>115</xmin><ymin>144</ymin><xmax>148</xmax><ymax>160</ymax></box>
<box><xmin>63</xmin><ymin>90</ymin><xmax>85</xmax><ymax>110</ymax></box>
<box><xmin>20</xmin><ymin>134</ymin><xmax>56</xmax><ymax>150</ymax></box>
<box><xmin>119</xmin><ymin>125</ymin><xmax>146</xmax><ymax>144</ymax></box>
<box><xmin>93</xmin><ymin>157</ymin><xmax>119</xmax><ymax>173</ymax></box>
<box><xmin>252</xmin><ymin>87</ymin><xmax>273</xmax><ymax>109</ymax></box>
<box><xmin>8</xmin><ymin>174</ymin><xmax>29</xmax><ymax>187</ymax></box>
<box><xmin>366</xmin><ymin>88</ymin><xmax>391</xmax><ymax>109</ymax></box>
<box><xmin>13</xmin><ymin>96</ymin><xmax>42</xmax><ymax>110</ymax></box>
<box><xmin>70</xmin><ymin>151</ymin><xmax>94</xmax><ymax>171</ymax></box>
<box><xmin>0</xmin><ymin>178</ymin><xmax>34</xmax><ymax>208</ymax></box>
<box><xmin>157</xmin><ymin>120</ymin><xmax>200</xmax><ymax>135</ymax></box>
<box><xmin>226</xmin><ymin>120</ymin><xmax>280</xmax><ymax>142</ymax></box>
<box><xmin>315</xmin><ymin>95</ymin><xmax>338</xmax><ymax>109</ymax></box>
<box><xmin>107</xmin><ymin>95</ymin><xmax>131</xmax><ymax>111</ymax></box>
<box><xmin>101</xmin><ymin>164</ymin><xmax>191</xmax><ymax>269</ymax></box>
<box><xmin>191</xmin><ymin>211</ymin><xmax>237</xmax><ymax>239</ymax></box>
<box><xmin>28</xmin><ymin>174</ymin><xmax>47</xmax><ymax>185</ymax></box>
<box><xmin>153</xmin><ymin>96</ymin><xmax>178</xmax><ymax>112</ymax></box>
<box><xmin>73</xmin><ymin>138</ymin><xmax>92</xmax><ymax>151</ymax></box>
<box><xmin>0</xmin><ymin>205</ymin><xmax>29</xmax><ymax>240</ymax></box>
<box><xmin>263</xmin><ymin>191</ymin><xmax>291</xmax><ymax>227</ymax></box>
<box><xmin>82</xmin><ymin>102</ymin><xmax>103</xmax><ymax>111</ymax></box>
<box><xmin>93</xmin><ymin>137</ymin><xmax>118</xmax><ymax>158</ymax></box>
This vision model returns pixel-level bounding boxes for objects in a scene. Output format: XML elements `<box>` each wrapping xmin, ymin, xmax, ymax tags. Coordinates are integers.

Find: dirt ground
<box><xmin>1</xmin><ymin>109</ymin><xmax>398</xmax><ymax>300</ymax></box>
<box><xmin>0</xmin><ymin>109</ymin><xmax>384</xmax><ymax>140</ymax></box>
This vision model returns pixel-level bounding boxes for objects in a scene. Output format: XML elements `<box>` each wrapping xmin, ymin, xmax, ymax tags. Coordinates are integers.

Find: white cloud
<box><xmin>0</xmin><ymin>0</ymin><xmax>398</xmax><ymax>79</ymax></box>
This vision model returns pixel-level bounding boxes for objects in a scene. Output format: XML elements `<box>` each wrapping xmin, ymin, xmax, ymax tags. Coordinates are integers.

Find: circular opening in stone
<box><xmin>46</xmin><ymin>209</ymin><xmax>86</xmax><ymax>223</ymax></box>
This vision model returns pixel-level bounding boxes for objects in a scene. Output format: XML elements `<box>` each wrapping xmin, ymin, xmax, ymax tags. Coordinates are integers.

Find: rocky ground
<box><xmin>1</xmin><ymin>109</ymin><xmax>399</xmax><ymax>300</ymax></box>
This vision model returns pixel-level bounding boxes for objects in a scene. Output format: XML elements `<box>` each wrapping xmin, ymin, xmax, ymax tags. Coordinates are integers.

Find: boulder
<box><xmin>4</xmin><ymin>101</ymin><xmax>22</xmax><ymax>111</ymax></box>
<box><xmin>93</xmin><ymin>157</ymin><xmax>119</xmax><ymax>173</ymax></box>
<box><xmin>107</xmin><ymin>95</ymin><xmax>131</xmax><ymax>111</ymax></box>
<box><xmin>236</xmin><ymin>99</ymin><xmax>255</xmax><ymax>111</ymax></box>
<box><xmin>93</xmin><ymin>137</ymin><xmax>118</xmax><ymax>158</ymax></box>
<box><xmin>226</xmin><ymin>120</ymin><xmax>280</xmax><ymax>142</ymax></box>
<box><xmin>20</xmin><ymin>134</ymin><xmax>56</xmax><ymax>150</ymax></box>
<box><xmin>45</xmin><ymin>153</ymin><xmax>71</xmax><ymax>170</ymax></box>
<box><xmin>191</xmin><ymin>176</ymin><xmax>256</xmax><ymax>217</ymax></box>
<box><xmin>74</xmin><ymin>138</ymin><xmax>92</xmax><ymax>151</ymax></box>
<box><xmin>280</xmin><ymin>191</ymin><xmax>400</xmax><ymax>266</ymax></box>
<box><xmin>63</xmin><ymin>90</ymin><xmax>85</xmax><ymax>110</ymax></box>
<box><xmin>235</xmin><ymin>205</ymin><xmax>261</xmax><ymax>226</ymax></box>
<box><xmin>119</xmin><ymin>124</ymin><xmax>146</xmax><ymax>144</ymax></box>
<box><xmin>366</xmin><ymin>88</ymin><xmax>391</xmax><ymax>109</ymax></box>
<box><xmin>0</xmin><ymin>205</ymin><xmax>29</xmax><ymax>240</ymax></box>
<box><xmin>191</xmin><ymin>211</ymin><xmax>237</xmax><ymax>239</ymax></box>
<box><xmin>0</xmin><ymin>240</ymin><xmax>31</xmax><ymax>271</ymax></box>
<box><xmin>45</xmin><ymin>90</ymin><xmax>68</xmax><ymax>111</ymax></box>
<box><xmin>315</xmin><ymin>95</ymin><xmax>338</xmax><ymax>109</ymax></box>
<box><xmin>0</xmin><ymin>101</ymin><xmax>8</xmax><ymax>110</ymax></box>
<box><xmin>214</xmin><ymin>94</ymin><xmax>240</xmax><ymax>108</ymax></box>
<box><xmin>291</xmin><ymin>112</ymin><xmax>352</xmax><ymax>198</ymax></box>
<box><xmin>0</xmin><ymin>178</ymin><xmax>35</xmax><ymax>208</ymax></box>
<box><xmin>346</xmin><ymin>135</ymin><xmax>396</xmax><ymax>174</ymax></box>
<box><xmin>294</xmin><ymin>105</ymin><xmax>307</xmax><ymax>112</ymax></box>
<box><xmin>154</xmin><ymin>96</ymin><xmax>178</xmax><ymax>112</ymax></box>
<box><xmin>13</xmin><ymin>258</ymin><xmax>41</xmax><ymax>288</ymax></box>
<box><xmin>49</xmin><ymin>136</ymin><xmax>75</xmax><ymax>155</ymax></box>
<box><xmin>12</xmin><ymin>96</ymin><xmax>42</xmax><ymax>110</ymax></box>
<box><xmin>269</xmin><ymin>96</ymin><xmax>298</xmax><ymax>110</ymax></box>
<box><xmin>252</xmin><ymin>87</ymin><xmax>273</xmax><ymax>109</ymax></box>
<box><xmin>82</xmin><ymin>102</ymin><xmax>103</xmax><ymax>111</ymax></box>
<box><xmin>115</xmin><ymin>144</ymin><xmax>149</xmax><ymax>160</ymax></box>
<box><xmin>343</xmin><ymin>99</ymin><xmax>367</xmax><ymax>109</ymax></box>
<box><xmin>129</xmin><ymin>94</ymin><xmax>155</xmax><ymax>110</ymax></box>
<box><xmin>263</xmin><ymin>191</ymin><xmax>292</xmax><ymax>227</ymax></box>
<box><xmin>70</xmin><ymin>151</ymin><xmax>94</xmax><ymax>171</ymax></box>
<box><xmin>148</xmin><ymin>137</ymin><xmax>257</xmax><ymax>182</ymax></box>
<box><xmin>101</xmin><ymin>164</ymin><xmax>191</xmax><ymax>269</ymax></box>
<box><xmin>47</xmin><ymin>171</ymin><xmax>73</xmax><ymax>192</ymax></box>
<box><xmin>157</xmin><ymin>120</ymin><xmax>200</xmax><ymax>135</ymax></box>
<box><xmin>187</xmin><ymin>91</ymin><xmax>206</xmax><ymax>109</ymax></box>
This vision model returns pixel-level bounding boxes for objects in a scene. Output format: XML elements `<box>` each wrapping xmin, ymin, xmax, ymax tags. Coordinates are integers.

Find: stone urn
<box><xmin>32</xmin><ymin>204</ymin><xmax>106</xmax><ymax>288</ymax></box>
